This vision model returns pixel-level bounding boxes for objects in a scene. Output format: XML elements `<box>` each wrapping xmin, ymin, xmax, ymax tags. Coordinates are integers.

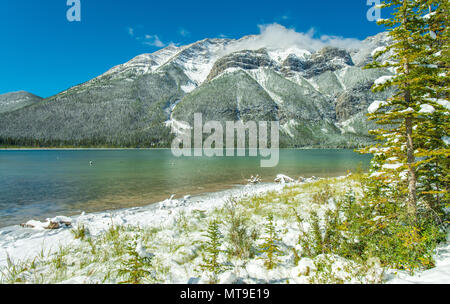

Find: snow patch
<box><xmin>436</xmin><ymin>99</ymin><xmax>450</xmax><ymax>111</ymax></box>
<box><xmin>419</xmin><ymin>104</ymin><xmax>436</xmax><ymax>114</ymax></box>
<box><xmin>374</xmin><ymin>75</ymin><xmax>394</xmax><ymax>86</ymax></box>
<box><xmin>267</xmin><ymin>47</ymin><xmax>311</xmax><ymax>63</ymax></box>
<box><xmin>423</xmin><ymin>12</ymin><xmax>436</xmax><ymax>20</ymax></box>
<box><xmin>371</xmin><ymin>46</ymin><xmax>386</xmax><ymax>57</ymax></box>
<box><xmin>382</xmin><ymin>163</ymin><xmax>403</xmax><ymax>170</ymax></box>
<box><xmin>368</xmin><ymin>100</ymin><xmax>387</xmax><ymax>114</ymax></box>
<box><xmin>181</xmin><ymin>83</ymin><xmax>197</xmax><ymax>93</ymax></box>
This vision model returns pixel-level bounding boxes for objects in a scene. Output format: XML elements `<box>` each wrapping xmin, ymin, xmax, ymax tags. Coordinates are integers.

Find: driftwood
<box><xmin>46</xmin><ymin>221</ymin><xmax>61</xmax><ymax>230</ymax></box>
<box><xmin>20</xmin><ymin>218</ymin><xmax>72</xmax><ymax>230</ymax></box>
<box><xmin>247</xmin><ymin>175</ymin><xmax>262</xmax><ymax>184</ymax></box>
<box><xmin>274</xmin><ymin>174</ymin><xmax>295</xmax><ymax>184</ymax></box>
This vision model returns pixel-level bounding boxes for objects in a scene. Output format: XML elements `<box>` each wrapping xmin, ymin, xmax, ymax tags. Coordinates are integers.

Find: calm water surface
<box><xmin>0</xmin><ymin>149</ymin><xmax>371</xmax><ymax>227</ymax></box>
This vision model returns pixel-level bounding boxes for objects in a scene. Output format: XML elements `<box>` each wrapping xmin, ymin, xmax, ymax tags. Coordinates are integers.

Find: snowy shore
<box><xmin>0</xmin><ymin>181</ymin><xmax>286</xmax><ymax>279</ymax></box>
<box><xmin>0</xmin><ymin>176</ymin><xmax>448</xmax><ymax>284</ymax></box>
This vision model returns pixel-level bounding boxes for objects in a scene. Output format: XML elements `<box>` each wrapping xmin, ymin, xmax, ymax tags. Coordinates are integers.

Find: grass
<box><xmin>71</xmin><ymin>224</ymin><xmax>89</xmax><ymax>240</ymax></box>
<box><xmin>0</xmin><ymin>174</ymin><xmax>444</xmax><ymax>284</ymax></box>
<box><xmin>0</xmin><ymin>254</ymin><xmax>30</xmax><ymax>283</ymax></box>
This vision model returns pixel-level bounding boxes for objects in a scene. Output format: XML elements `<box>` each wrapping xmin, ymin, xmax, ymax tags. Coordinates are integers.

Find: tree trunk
<box><xmin>405</xmin><ymin>115</ymin><xmax>417</xmax><ymax>221</ymax></box>
<box><xmin>403</xmin><ymin>55</ymin><xmax>417</xmax><ymax>222</ymax></box>
<box><xmin>435</xmin><ymin>160</ymin><xmax>440</xmax><ymax>210</ymax></box>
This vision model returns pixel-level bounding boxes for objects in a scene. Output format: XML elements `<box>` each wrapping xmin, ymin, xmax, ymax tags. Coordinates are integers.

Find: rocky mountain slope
<box><xmin>0</xmin><ymin>91</ymin><xmax>42</xmax><ymax>114</ymax></box>
<box><xmin>0</xmin><ymin>32</ymin><xmax>394</xmax><ymax>148</ymax></box>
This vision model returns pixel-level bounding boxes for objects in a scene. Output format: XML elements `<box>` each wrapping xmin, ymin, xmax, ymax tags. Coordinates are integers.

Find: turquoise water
<box><xmin>0</xmin><ymin>149</ymin><xmax>371</xmax><ymax>227</ymax></box>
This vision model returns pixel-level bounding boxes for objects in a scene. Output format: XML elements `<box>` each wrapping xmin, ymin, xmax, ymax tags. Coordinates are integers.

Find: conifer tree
<box><xmin>413</xmin><ymin>0</ymin><xmax>449</xmax><ymax>215</ymax></box>
<box><xmin>362</xmin><ymin>0</ymin><xmax>449</xmax><ymax>222</ymax></box>
<box><xmin>258</xmin><ymin>214</ymin><xmax>282</xmax><ymax>270</ymax></box>
<box><xmin>118</xmin><ymin>239</ymin><xmax>153</xmax><ymax>284</ymax></box>
<box><xmin>200</xmin><ymin>219</ymin><xmax>224</xmax><ymax>283</ymax></box>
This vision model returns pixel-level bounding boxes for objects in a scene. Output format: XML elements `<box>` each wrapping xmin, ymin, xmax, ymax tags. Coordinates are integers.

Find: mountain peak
<box><xmin>0</xmin><ymin>31</ymin><xmax>393</xmax><ymax>148</ymax></box>
<box><xmin>0</xmin><ymin>91</ymin><xmax>43</xmax><ymax>114</ymax></box>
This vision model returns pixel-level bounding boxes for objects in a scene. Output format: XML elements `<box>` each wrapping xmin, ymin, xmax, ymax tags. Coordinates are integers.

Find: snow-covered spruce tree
<box><xmin>362</xmin><ymin>0</ymin><xmax>447</xmax><ymax>222</ymax></box>
<box><xmin>413</xmin><ymin>0</ymin><xmax>449</xmax><ymax>216</ymax></box>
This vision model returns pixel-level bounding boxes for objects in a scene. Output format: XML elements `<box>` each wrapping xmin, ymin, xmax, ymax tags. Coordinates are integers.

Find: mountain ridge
<box><xmin>0</xmin><ymin>91</ymin><xmax>43</xmax><ymax>114</ymax></box>
<box><xmin>0</xmin><ymin>32</ymin><xmax>393</xmax><ymax>148</ymax></box>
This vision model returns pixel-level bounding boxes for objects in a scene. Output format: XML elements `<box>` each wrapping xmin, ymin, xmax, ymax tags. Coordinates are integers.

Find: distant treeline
<box><xmin>0</xmin><ymin>136</ymin><xmax>173</xmax><ymax>149</ymax></box>
<box><xmin>0</xmin><ymin>136</ymin><xmax>370</xmax><ymax>149</ymax></box>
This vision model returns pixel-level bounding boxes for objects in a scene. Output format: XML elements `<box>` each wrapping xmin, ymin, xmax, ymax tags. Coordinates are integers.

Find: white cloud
<box><xmin>143</xmin><ymin>35</ymin><xmax>165</xmax><ymax>47</ymax></box>
<box><xmin>127</xmin><ymin>23</ymin><xmax>362</xmax><ymax>52</ymax></box>
<box><xmin>127</xmin><ymin>25</ymin><xmax>166</xmax><ymax>48</ymax></box>
<box><xmin>179</xmin><ymin>28</ymin><xmax>190</xmax><ymax>37</ymax></box>
<box><xmin>224</xmin><ymin>23</ymin><xmax>363</xmax><ymax>54</ymax></box>
<box><xmin>279</xmin><ymin>12</ymin><xmax>291</xmax><ymax>20</ymax></box>
<box><xmin>127</xmin><ymin>27</ymin><xmax>134</xmax><ymax>37</ymax></box>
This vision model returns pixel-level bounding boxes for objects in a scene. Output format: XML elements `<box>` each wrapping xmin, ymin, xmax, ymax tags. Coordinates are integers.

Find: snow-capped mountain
<box><xmin>0</xmin><ymin>32</ymin><xmax>394</xmax><ymax>148</ymax></box>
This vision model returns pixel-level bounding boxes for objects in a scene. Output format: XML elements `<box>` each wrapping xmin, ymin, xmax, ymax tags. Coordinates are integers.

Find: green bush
<box><xmin>297</xmin><ymin>179</ymin><xmax>447</xmax><ymax>275</ymax></box>
<box><xmin>258</xmin><ymin>214</ymin><xmax>283</xmax><ymax>270</ymax></box>
<box><xmin>225</xmin><ymin>199</ymin><xmax>258</xmax><ymax>261</ymax></box>
<box><xmin>118</xmin><ymin>238</ymin><xmax>153</xmax><ymax>284</ymax></box>
<box><xmin>200</xmin><ymin>219</ymin><xmax>226</xmax><ymax>284</ymax></box>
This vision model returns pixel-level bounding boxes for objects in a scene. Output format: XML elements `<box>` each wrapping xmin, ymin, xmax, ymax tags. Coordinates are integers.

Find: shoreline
<box><xmin>0</xmin><ymin>180</ymin><xmax>289</xmax><ymax>267</ymax></box>
<box><xmin>0</xmin><ymin>174</ymin><xmax>448</xmax><ymax>284</ymax></box>
<box><xmin>0</xmin><ymin>147</ymin><xmax>362</xmax><ymax>151</ymax></box>
<box><xmin>0</xmin><ymin>149</ymin><xmax>371</xmax><ymax>228</ymax></box>
<box><xmin>0</xmin><ymin>179</ymin><xmax>278</xmax><ymax>229</ymax></box>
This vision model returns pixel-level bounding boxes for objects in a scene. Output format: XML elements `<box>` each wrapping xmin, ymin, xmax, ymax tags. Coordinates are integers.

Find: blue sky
<box><xmin>0</xmin><ymin>0</ymin><xmax>386</xmax><ymax>98</ymax></box>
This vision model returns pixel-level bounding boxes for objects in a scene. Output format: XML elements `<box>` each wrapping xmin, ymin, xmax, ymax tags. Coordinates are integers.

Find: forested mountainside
<box><xmin>0</xmin><ymin>32</ymin><xmax>394</xmax><ymax>148</ymax></box>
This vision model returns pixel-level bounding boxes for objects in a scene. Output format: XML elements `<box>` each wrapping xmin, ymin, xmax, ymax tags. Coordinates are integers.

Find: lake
<box><xmin>0</xmin><ymin>149</ymin><xmax>371</xmax><ymax>227</ymax></box>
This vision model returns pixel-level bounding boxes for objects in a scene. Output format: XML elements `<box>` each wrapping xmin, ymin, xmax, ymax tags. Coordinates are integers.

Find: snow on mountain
<box><xmin>160</xmin><ymin>38</ymin><xmax>232</xmax><ymax>85</ymax></box>
<box><xmin>92</xmin><ymin>31</ymin><xmax>390</xmax><ymax>90</ymax></box>
<box><xmin>100</xmin><ymin>45</ymin><xmax>183</xmax><ymax>80</ymax></box>
<box><xmin>247</xmin><ymin>69</ymin><xmax>284</xmax><ymax>101</ymax></box>
<box><xmin>0</xmin><ymin>31</ymin><xmax>397</xmax><ymax>148</ymax></box>
<box><xmin>267</xmin><ymin>47</ymin><xmax>311</xmax><ymax>64</ymax></box>
<box><xmin>350</xmin><ymin>32</ymin><xmax>392</xmax><ymax>67</ymax></box>
<box><xmin>97</xmin><ymin>35</ymin><xmax>318</xmax><ymax>88</ymax></box>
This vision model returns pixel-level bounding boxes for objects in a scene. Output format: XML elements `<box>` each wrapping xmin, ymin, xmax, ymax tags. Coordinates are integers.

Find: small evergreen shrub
<box><xmin>118</xmin><ymin>238</ymin><xmax>153</xmax><ymax>284</ymax></box>
<box><xmin>200</xmin><ymin>219</ymin><xmax>226</xmax><ymax>284</ymax></box>
<box><xmin>225</xmin><ymin>198</ymin><xmax>258</xmax><ymax>260</ymax></box>
<box><xmin>258</xmin><ymin>214</ymin><xmax>282</xmax><ymax>270</ymax></box>
<box><xmin>312</xmin><ymin>183</ymin><xmax>334</xmax><ymax>205</ymax></box>
<box><xmin>298</xmin><ymin>180</ymin><xmax>447</xmax><ymax>275</ymax></box>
